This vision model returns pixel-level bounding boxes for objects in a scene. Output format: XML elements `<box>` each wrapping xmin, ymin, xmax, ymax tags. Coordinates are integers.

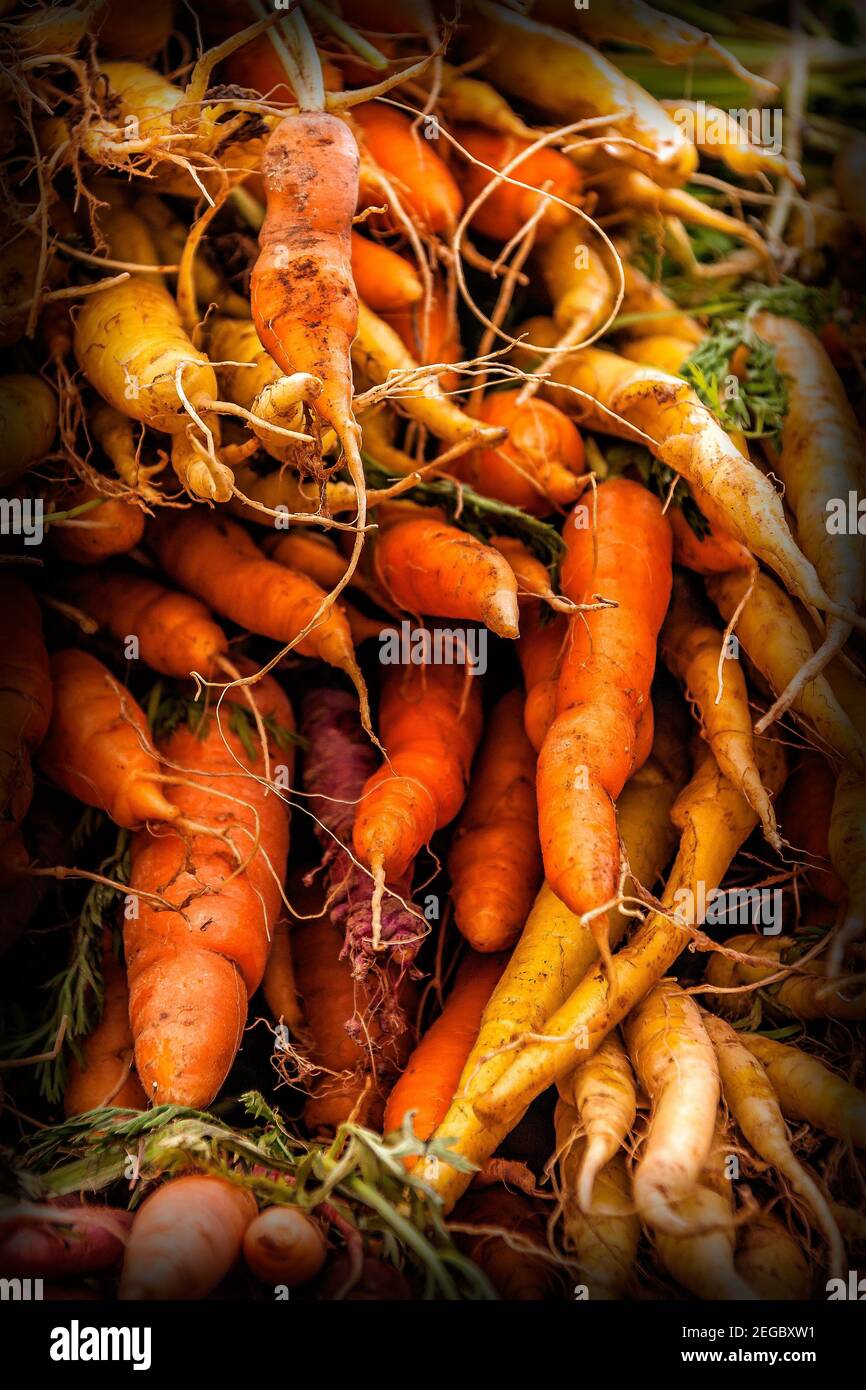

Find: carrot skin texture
<box><xmin>454</xmin><ymin>124</ymin><xmax>582</xmax><ymax>243</ymax></box>
<box><xmin>354</xmin><ymin>102</ymin><xmax>463</xmax><ymax>233</ymax></box>
<box><xmin>119</xmin><ymin>1175</ymin><xmax>256</xmax><ymax>1300</ymax></box>
<box><xmin>383</xmin><ymin>951</ymin><xmax>507</xmax><ymax>1144</ymax></box>
<box><xmin>64</xmin><ymin>948</ymin><xmax>146</xmax><ymax>1116</ymax></box>
<box><xmin>449</xmin><ymin>689</ymin><xmax>541</xmax><ymax>951</ymax></box>
<box><xmin>351</xmin><ymin>232</ymin><xmax>423</xmax><ymax>312</ymax></box>
<box><xmin>539</xmin><ymin>477</ymin><xmax>672</xmax><ymax>917</ymax></box>
<box><xmin>51</xmin><ymin>491</ymin><xmax>145</xmax><ymax>565</ymax></box>
<box><xmin>353</xmin><ymin>664</ymin><xmax>483</xmax><ymax>881</ymax></box>
<box><xmin>125</xmin><ymin>703</ymin><xmax>292</xmax><ymax>1107</ymax></box>
<box><xmin>242</xmin><ymin>1208</ymin><xmax>327</xmax><ymax>1287</ymax></box>
<box><xmin>373</xmin><ymin>516</ymin><xmax>520</xmax><ymax>638</ymax></box>
<box><xmin>68</xmin><ymin>569</ymin><xmax>228</xmax><ymax>680</ymax></box>
<box><xmin>460</xmin><ymin>389</ymin><xmax>586</xmax><ymax>515</ymax></box>
<box><xmin>38</xmin><ymin>650</ymin><xmax>176</xmax><ymax>828</ymax></box>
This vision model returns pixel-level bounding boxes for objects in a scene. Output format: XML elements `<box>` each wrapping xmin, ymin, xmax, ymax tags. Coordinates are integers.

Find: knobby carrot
<box><xmin>448</xmin><ymin>689</ymin><xmax>542</xmax><ymax>952</ymax></box>
<box><xmin>557</xmin><ymin>1031</ymin><xmax>637</xmax><ymax>1213</ymax></box>
<box><xmin>459</xmin><ymin>389</ymin><xmax>586</xmax><ymax>515</ymax></box>
<box><xmin>555</xmin><ymin>1101</ymin><xmax>639</xmax><ymax>1299</ymax></box>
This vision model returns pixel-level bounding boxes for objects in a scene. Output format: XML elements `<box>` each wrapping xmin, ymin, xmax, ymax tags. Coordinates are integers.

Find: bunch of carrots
<box><xmin>0</xmin><ymin>0</ymin><xmax>865</xmax><ymax>1305</ymax></box>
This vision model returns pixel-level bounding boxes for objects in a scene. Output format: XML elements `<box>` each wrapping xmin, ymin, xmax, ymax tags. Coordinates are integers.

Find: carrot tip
<box><xmin>484</xmin><ymin>589</ymin><xmax>520</xmax><ymax>640</ymax></box>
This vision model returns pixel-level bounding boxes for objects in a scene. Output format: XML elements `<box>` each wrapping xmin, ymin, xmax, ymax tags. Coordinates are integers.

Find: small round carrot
<box><xmin>372</xmin><ymin>515</ymin><xmax>520</xmax><ymax>638</ymax></box>
<box><xmin>459</xmin><ymin>389</ymin><xmax>586</xmax><ymax>514</ymax></box>
<box><xmin>454</xmin><ymin>124</ymin><xmax>582</xmax><ymax>243</ymax></box>
<box><xmin>38</xmin><ymin>650</ymin><xmax>177</xmax><ymax>829</ymax></box>
<box><xmin>119</xmin><ymin>1175</ymin><xmax>257</xmax><ymax>1300</ymax></box>
<box><xmin>383</xmin><ymin>950</ymin><xmax>507</xmax><ymax>1145</ymax></box>
<box><xmin>351</xmin><ymin>232</ymin><xmax>423</xmax><ymax>313</ymax></box>
<box><xmin>353</xmin><ymin>102</ymin><xmax>463</xmax><ymax>233</ymax></box>
<box><xmin>243</xmin><ymin>1207</ymin><xmax>327</xmax><ymax>1287</ymax></box>
<box><xmin>449</xmin><ymin>689</ymin><xmax>541</xmax><ymax>951</ymax></box>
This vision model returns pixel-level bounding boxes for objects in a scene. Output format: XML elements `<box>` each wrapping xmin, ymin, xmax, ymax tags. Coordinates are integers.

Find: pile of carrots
<box><xmin>1</xmin><ymin>0</ymin><xmax>865</xmax><ymax>1303</ymax></box>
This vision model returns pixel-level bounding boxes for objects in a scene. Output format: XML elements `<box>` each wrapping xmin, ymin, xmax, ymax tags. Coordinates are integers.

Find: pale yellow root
<box><xmin>557</xmin><ymin>1032</ymin><xmax>636</xmax><ymax>1213</ymax></box>
<box><xmin>473</xmin><ymin>739</ymin><xmax>787</xmax><ymax>1130</ymax></box>
<box><xmin>653</xmin><ymin>1137</ymin><xmax>759</xmax><ymax>1300</ymax></box>
<box><xmin>740</xmin><ymin>1034</ymin><xmax>866</xmax><ymax>1149</ymax></box>
<box><xmin>704</xmin><ymin>934</ymin><xmax>866</xmax><ymax>1023</ymax></box>
<box><xmin>625</xmin><ymin>980</ymin><xmax>720</xmax><ymax>1235</ymax></box>
<box><xmin>735</xmin><ymin>1212</ymin><xmax>811</xmax><ymax>1301</ymax></box>
<box><xmin>828</xmin><ymin>767</ymin><xmax>866</xmax><ymax>975</ymax></box>
<box><xmin>703</xmin><ymin>1011</ymin><xmax>846</xmax><ymax>1280</ymax></box>
<box><xmin>554</xmin><ymin>1100</ymin><xmax>639</xmax><ymax>1300</ymax></box>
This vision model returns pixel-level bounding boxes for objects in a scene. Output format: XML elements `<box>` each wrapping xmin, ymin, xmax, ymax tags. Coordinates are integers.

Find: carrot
<box><xmin>557</xmin><ymin>1031</ymin><xmax>636</xmax><ymax>1213</ymax></box>
<box><xmin>667</xmin><ymin>506</ymin><xmax>753</xmax><ymax>576</ymax></box>
<box><xmin>265</xmin><ymin>532</ymin><xmax>349</xmax><ymax>594</ymax></box>
<box><xmin>351</xmin><ymin>232</ymin><xmax>423</xmax><ymax>313</ymax></box>
<box><xmin>93</xmin><ymin>1</ymin><xmax>175</xmax><ymax>61</ymax></box>
<box><xmin>353</xmin><ymin>664</ymin><xmax>483</xmax><ymax>894</ymax></box>
<box><xmin>383</xmin><ymin>951</ymin><xmax>507</xmax><ymax>1145</ymax></box>
<box><xmin>706</xmin><ymin>568</ymin><xmax>863</xmax><ymax>763</ymax></box>
<box><xmin>243</xmin><ymin>1208</ymin><xmax>327</xmax><ymax>1288</ymax></box>
<box><xmin>779</xmin><ymin>756</ymin><xmax>845</xmax><ymax>905</ymax></box>
<box><xmin>749</xmin><ymin>313</ymin><xmax>866</xmax><ymax>725</ymax></box>
<box><xmin>353</xmin><ymin>302</ymin><xmax>504</xmax><ymax>447</ymax></box>
<box><xmin>617</xmin><ymin>260</ymin><xmax>704</xmax><ymax>343</ymax></box>
<box><xmin>621</xmin><ymin>333</ymin><xmax>699</xmax><ymax>374</ymax></box>
<box><xmin>625</xmin><ymin>980</ymin><xmax>720</xmax><ymax>1234</ymax></box>
<box><xmin>538</xmin><ymin>478</ymin><xmax>672</xmax><ymax>944</ymax></box>
<box><xmin>554</xmin><ymin>1102</ymin><xmax>639</xmax><ymax>1299</ymax></box>
<box><xmin>67</xmin><ymin>569</ymin><xmax>228</xmax><ymax>681</ymax></box>
<box><xmin>205</xmin><ymin>316</ymin><xmax>311</xmax><ymax>464</ymax></box>
<box><xmin>705</xmin><ymin>934</ymin><xmax>866</xmax><ymax>1023</ymax></box>
<box><xmin>38</xmin><ymin>650</ymin><xmax>177</xmax><ymax>829</ymax></box>
<box><xmin>458</xmin><ymin>389</ymin><xmax>586</xmax><ymax>514</ymax></box>
<box><xmin>119</xmin><ymin>1175</ymin><xmax>257</xmax><ymax>1300</ymax></box>
<box><xmin>292</xmin><ymin>902</ymin><xmax>411</xmax><ymax>1134</ymax></box>
<box><xmin>261</xmin><ymin>919</ymin><xmax>303</xmax><ymax>1036</ymax></box>
<box><xmin>740</xmin><ymin>1034</ymin><xmax>866</xmax><ymax>1149</ymax></box>
<box><xmin>0</xmin><ymin>374</ymin><xmax>56</xmax><ymax>483</ymax></box>
<box><xmin>476</xmin><ymin>738</ymin><xmax>787</xmax><ymax>1131</ymax></box>
<box><xmin>454</xmin><ymin>124</ymin><xmax>582</xmax><ymax>243</ymax></box>
<box><xmin>448</xmin><ymin>690</ymin><xmax>541</xmax><ymax>952</ymax></box>
<box><xmin>353</xmin><ymin>102</ymin><xmax>463</xmax><ymax>234</ymax></box>
<box><xmin>51</xmin><ymin>489</ymin><xmax>146</xmax><ymax>565</ymax></box>
<box><xmin>465</xmin><ymin>1</ymin><xmax>697</xmax><ymax>184</ymax></box>
<box><xmin>518</xmin><ymin>605</ymin><xmax>567</xmax><ymax>751</ymax></box>
<box><xmin>544</xmin><ymin>348</ymin><xmax>858</xmax><ymax>627</ymax></box>
<box><xmin>135</xmin><ymin>194</ymin><xmax>251</xmax><ymax>320</ymax></box>
<box><xmin>149</xmin><ymin>510</ymin><xmax>370</xmax><ymax>727</ymax></box>
<box><xmin>426</xmin><ymin>710</ymin><xmax>689</xmax><ymax>1213</ymax></box>
<box><xmin>661</xmin><ymin>572</ymin><xmax>779</xmax><ymax>847</ymax></box>
<box><xmin>0</xmin><ymin>576</ymin><xmax>52</xmax><ymax>847</ymax></box>
<box><xmin>250</xmin><ymin>107</ymin><xmax>368</xmax><ymax>591</ymax></box>
<box><xmin>703</xmin><ymin>1011</ymin><xmax>844</xmax><ymax>1277</ymax></box>
<box><xmin>125</xmin><ymin>698</ymin><xmax>292</xmax><ymax>1106</ymax></box>
<box><xmin>652</xmin><ymin>1137</ymin><xmax>758</xmax><ymax>1300</ymax></box>
<box><xmin>380</xmin><ymin>278</ymin><xmax>463</xmax><ymax>392</ymax></box>
<box><xmin>540</xmin><ymin>222</ymin><xmax>616</xmax><ymax>352</ymax></box>
<box><xmin>828</xmin><ymin>768</ymin><xmax>866</xmax><ymax>972</ymax></box>
<box><xmin>454</xmin><ymin>1188</ymin><xmax>557</xmax><ymax>1300</ymax></box>
<box><xmin>735</xmin><ymin>1213</ymin><xmax>811</xmax><ymax>1301</ymax></box>
<box><xmin>90</xmin><ymin>402</ymin><xmax>163</xmax><ymax>500</ymax></box>
<box><xmin>608</xmin><ymin>168</ymin><xmax>770</xmax><ymax>260</ymax></box>
<box><xmin>659</xmin><ymin>100</ymin><xmax>799</xmax><ymax>182</ymax></box>
<box><xmin>64</xmin><ymin>946</ymin><xmax>146</xmax><ymax>1117</ymax></box>
<box><xmin>372</xmin><ymin>515</ymin><xmax>520</xmax><ymax>638</ymax></box>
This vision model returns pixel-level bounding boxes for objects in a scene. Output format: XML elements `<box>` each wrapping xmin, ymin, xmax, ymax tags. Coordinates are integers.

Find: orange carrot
<box><xmin>488</xmin><ymin>536</ymin><xmax>559</xmax><ymax>607</ymax></box>
<box><xmin>38</xmin><ymin>650</ymin><xmax>177</xmax><ymax>829</ymax></box>
<box><xmin>458</xmin><ymin>389</ymin><xmax>586</xmax><ymax>514</ymax></box>
<box><xmin>149</xmin><ymin>510</ymin><xmax>369</xmax><ymax>722</ymax></box>
<box><xmin>51</xmin><ymin>489</ymin><xmax>145</xmax><ymax>564</ymax></box>
<box><xmin>449</xmin><ymin>689</ymin><xmax>542</xmax><ymax>951</ymax></box>
<box><xmin>125</xmin><ymin>697</ymin><xmax>292</xmax><ymax>1106</ymax></box>
<box><xmin>780</xmin><ymin>755</ymin><xmax>846</xmax><ymax>905</ymax></box>
<box><xmin>454</xmin><ymin>124</ymin><xmax>582</xmax><ymax>242</ymax></box>
<box><xmin>538</xmin><ymin>477</ymin><xmax>672</xmax><ymax>943</ymax></box>
<box><xmin>372</xmin><ymin>515</ymin><xmax>520</xmax><ymax>638</ymax></box>
<box><xmin>0</xmin><ymin>575</ymin><xmax>52</xmax><ymax>847</ymax></box>
<box><xmin>353</xmin><ymin>102</ymin><xmax>463</xmax><ymax>233</ymax></box>
<box><xmin>351</xmin><ymin>232</ymin><xmax>423</xmax><ymax>313</ymax></box>
<box><xmin>454</xmin><ymin>1188</ymin><xmax>557</xmax><ymax>1300</ymax></box>
<box><xmin>67</xmin><ymin>569</ymin><xmax>228</xmax><ymax>680</ymax></box>
<box><xmin>383</xmin><ymin>951</ymin><xmax>508</xmax><ymax>1144</ymax></box>
<box><xmin>668</xmin><ymin>507</ymin><xmax>753</xmax><ymax>576</ymax></box>
<box><xmin>353</xmin><ymin>664</ymin><xmax>483</xmax><ymax>888</ymax></box>
<box><xmin>518</xmin><ymin>604</ymin><xmax>568</xmax><ymax>751</ymax></box>
<box><xmin>119</xmin><ymin>1175</ymin><xmax>257</xmax><ymax>1300</ymax></box>
<box><xmin>243</xmin><ymin>1208</ymin><xmax>327</xmax><ymax>1287</ymax></box>
<box><xmin>380</xmin><ymin>278</ymin><xmax>462</xmax><ymax>391</ymax></box>
<box><xmin>64</xmin><ymin>945</ymin><xmax>146</xmax><ymax>1116</ymax></box>
<box><xmin>262</xmin><ymin>919</ymin><xmax>303</xmax><ymax>1035</ymax></box>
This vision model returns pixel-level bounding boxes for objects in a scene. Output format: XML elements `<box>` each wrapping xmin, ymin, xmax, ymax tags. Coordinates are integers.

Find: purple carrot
<box><xmin>301</xmin><ymin>689</ymin><xmax>426</xmax><ymax>984</ymax></box>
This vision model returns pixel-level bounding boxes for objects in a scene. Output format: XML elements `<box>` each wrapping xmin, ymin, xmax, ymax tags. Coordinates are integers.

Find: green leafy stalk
<box><xmin>150</xmin><ymin>689</ymin><xmax>307</xmax><ymax>756</ymax></box>
<box><xmin>680</xmin><ymin>317</ymin><xmax>789</xmax><ymax>439</ymax></box>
